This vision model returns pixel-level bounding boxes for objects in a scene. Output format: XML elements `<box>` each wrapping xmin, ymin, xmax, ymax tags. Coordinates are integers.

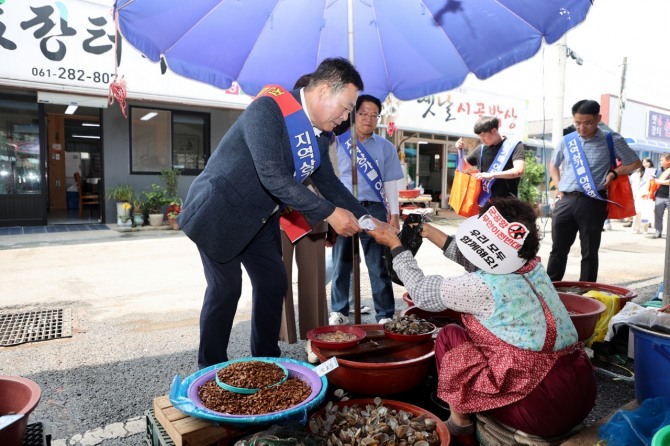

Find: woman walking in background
<box><xmin>631</xmin><ymin>157</ymin><xmax>654</xmax><ymax>233</ymax></box>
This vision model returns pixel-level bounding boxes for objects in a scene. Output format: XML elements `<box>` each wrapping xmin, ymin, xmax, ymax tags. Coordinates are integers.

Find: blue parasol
<box><xmin>113</xmin><ymin>0</ymin><xmax>592</xmax><ymax>101</ymax></box>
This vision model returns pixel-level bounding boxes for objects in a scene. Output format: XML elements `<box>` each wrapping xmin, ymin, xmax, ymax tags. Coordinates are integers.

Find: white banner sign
<box><xmin>0</xmin><ymin>0</ymin><xmax>253</xmax><ymax>108</ymax></box>
<box><xmin>386</xmin><ymin>88</ymin><xmax>528</xmax><ymax>141</ymax></box>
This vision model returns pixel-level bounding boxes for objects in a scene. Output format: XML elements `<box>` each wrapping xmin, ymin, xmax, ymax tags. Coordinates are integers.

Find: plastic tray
<box><xmin>214</xmin><ymin>359</ymin><xmax>288</xmax><ymax>394</ymax></box>
<box><xmin>186</xmin><ymin>361</ymin><xmax>322</xmax><ymax>419</ymax></box>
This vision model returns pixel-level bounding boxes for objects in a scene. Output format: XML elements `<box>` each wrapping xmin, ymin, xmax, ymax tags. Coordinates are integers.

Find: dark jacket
<box><xmin>177</xmin><ymin>90</ymin><xmax>366</xmax><ymax>263</ymax></box>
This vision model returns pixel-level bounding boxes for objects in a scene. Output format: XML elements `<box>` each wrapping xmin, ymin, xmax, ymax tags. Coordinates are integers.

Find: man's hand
<box><xmin>367</xmin><ymin>226</ymin><xmax>402</xmax><ymax>249</ymax></box>
<box><xmin>368</xmin><ymin>216</ymin><xmax>400</xmax><ymax>233</ymax></box>
<box><xmin>326</xmin><ymin>208</ymin><xmax>361</xmax><ymax>237</ymax></box>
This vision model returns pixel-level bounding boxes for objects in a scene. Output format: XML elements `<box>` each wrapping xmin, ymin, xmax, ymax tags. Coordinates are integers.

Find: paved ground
<box><xmin>0</xmin><ymin>212</ymin><xmax>666</xmax><ymax>445</ymax></box>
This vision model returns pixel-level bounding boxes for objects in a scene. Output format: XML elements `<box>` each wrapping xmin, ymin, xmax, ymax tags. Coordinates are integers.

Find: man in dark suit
<box><xmin>178</xmin><ymin>58</ymin><xmax>375</xmax><ymax>368</ymax></box>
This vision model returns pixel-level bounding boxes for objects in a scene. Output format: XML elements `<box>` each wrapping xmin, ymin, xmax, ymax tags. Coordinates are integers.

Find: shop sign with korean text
<box><xmin>0</xmin><ymin>0</ymin><xmax>252</xmax><ymax>108</ymax></box>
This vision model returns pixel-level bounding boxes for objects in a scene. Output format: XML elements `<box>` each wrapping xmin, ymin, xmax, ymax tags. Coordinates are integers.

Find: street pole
<box><xmin>347</xmin><ymin>0</ymin><xmax>362</xmax><ymax>324</ymax></box>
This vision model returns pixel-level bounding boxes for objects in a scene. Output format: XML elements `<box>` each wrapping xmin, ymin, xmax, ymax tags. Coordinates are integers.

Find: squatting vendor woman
<box><xmin>367</xmin><ymin>197</ymin><xmax>596</xmax><ymax>443</ymax></box>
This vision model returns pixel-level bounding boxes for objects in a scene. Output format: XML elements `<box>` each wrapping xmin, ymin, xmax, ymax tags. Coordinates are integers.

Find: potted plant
<box><xmin>107</xmin><ymin>184</ymin><xmax>134</xmax><ymax>225</ymax></box>
<box><xmin>131</xmin><ymin>193</ymin><xmax>145</xmax><ymax>227</ymax></box>
<box><xmin>160</xmin><ymin>168</ymin><xmax>181</xmax><ymax>199</ymax></box>
<box><xmin>117</xmin><ymin>202</ymin><xmax>133</xmax><ymax>228</ymax></box>
<box><xmin>143</xmin><ymin>184</ymin><xmax>168</xmax><ymax>227</ymax></box>
<box><xmin>165</xmin><ymin>199</ymin><xmax>182</xmax><ymax>230</ymax></box>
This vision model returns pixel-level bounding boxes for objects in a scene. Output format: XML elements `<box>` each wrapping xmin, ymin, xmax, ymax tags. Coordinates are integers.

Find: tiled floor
<box><xmin>0</xmin><ymin>224</ymin><xmax>109</xmax><ymax>237</ymax></box>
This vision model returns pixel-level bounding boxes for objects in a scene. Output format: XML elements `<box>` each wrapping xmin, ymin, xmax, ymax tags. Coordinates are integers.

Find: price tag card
<box><xmin>0</xmin><ymin>414</ymin><xmax>23</xmax><ymax>430</ymax></box>
<box><xmin>313</xmin><ymin>357</ymin><xmax>338</xmax><ymax>377</ymax></box>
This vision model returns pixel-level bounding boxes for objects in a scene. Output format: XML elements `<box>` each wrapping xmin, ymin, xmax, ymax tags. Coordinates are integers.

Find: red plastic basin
<box><xmin>399</xmin><ymin>189</ymin><xmax>421</xmax><ymax>198</ymax></box>
<box><xmin>311</xmin><ymin>324</ymin><xmax>435</xmax><ymax>395</ymax></box>
<box><xmin>0</xmin><ymin>376</ymin><xmax>42</xmax><ymax>446</ymax></box>
<box><xmin>306</xmin><ymin>325</ymin><xmax>366</xmax><ymax>350</ymax></box>
<box><xmin>310</xmin><ymin>398</ymin><xmax>450</xmax><ymax>445</ymax></box>
<box><xmin>553</xmin><ymin>281</ymin><xmax>637</xmax><ymax>311</ymax></box>
<box><xmin>558</xmin><ymin>292</ymin><xmax>607</xmax><ymax>342</ymax></box>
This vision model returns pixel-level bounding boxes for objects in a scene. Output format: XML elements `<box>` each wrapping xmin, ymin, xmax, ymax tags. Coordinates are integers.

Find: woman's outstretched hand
<box><xmin>367</xmin><ymin>226</ymin><xmax>403</xmax><ymax>250</ymax></box>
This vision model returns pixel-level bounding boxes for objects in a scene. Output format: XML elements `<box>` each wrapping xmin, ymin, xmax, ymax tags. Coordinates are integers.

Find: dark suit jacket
<box><xmin>177</xmin><ymin>90</ymin><xmax>367</xmax><ymax>263</ymax></box>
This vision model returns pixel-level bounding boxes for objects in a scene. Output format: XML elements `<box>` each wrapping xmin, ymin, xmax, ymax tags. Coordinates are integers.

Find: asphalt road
<box><xmin>0</xmin><ymin>216</ymin><xmax>664</xmax><ymax>445</ymax></box>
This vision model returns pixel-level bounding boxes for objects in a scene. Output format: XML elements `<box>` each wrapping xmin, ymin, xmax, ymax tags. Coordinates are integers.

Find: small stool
<box><xmin>475</xmin><ymin>413</ymin><xmax>579</xmax><ymax>446</ymax></box>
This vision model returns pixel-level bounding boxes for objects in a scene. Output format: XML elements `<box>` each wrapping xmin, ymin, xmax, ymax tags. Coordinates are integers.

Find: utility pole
<box><xmin>614</xmin><ymin>57</ymin><xmax>627</xmax><ymax>133</ymax></box>
<box><xmin>551</xmin><ymin>36</ymin><xmax>567</xmax><ymax>148</ymax></box>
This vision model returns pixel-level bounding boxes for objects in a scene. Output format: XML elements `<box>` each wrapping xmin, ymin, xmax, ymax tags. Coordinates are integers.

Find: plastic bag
<box><xmin>582</xmin><ymin>290</ymin><xmax>620</xmax><ymax>346</ymax></box>
<box><xmin>598</xmin><ymin>397</ymin><xmax>670</xmax><ymax>446</ymax></box>
<box><xmin>605</xmin><ymin>302</ymin><xmax>670</xmax><ymax>342</ymax></box>
<box><xmin>386</xmin><ymin>213</ymin><xmax>426</xmax><ymax>286</ymax></box>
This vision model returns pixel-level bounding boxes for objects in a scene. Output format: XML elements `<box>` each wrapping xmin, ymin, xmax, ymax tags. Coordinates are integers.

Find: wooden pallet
<box><xmin>152</xmin><ymin>396</ymin><xmax>250</xmax><ymax>446</ymax></box>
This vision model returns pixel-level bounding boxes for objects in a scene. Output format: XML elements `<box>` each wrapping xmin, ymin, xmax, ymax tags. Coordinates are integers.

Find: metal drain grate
<box><xmin>0</xmin><ymin>309</ymin><xmax>72</xmax><ymax>346</ymax></box>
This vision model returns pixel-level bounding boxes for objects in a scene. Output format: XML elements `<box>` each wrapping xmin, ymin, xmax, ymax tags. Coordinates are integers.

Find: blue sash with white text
<box><xmin>257</xmin><ymin>85</ymin><xmax>320</xmax><ymax>183</ymax></box>
<box><xmin>564</xmin><ymin>131</ymin><xmax>608</xmax><ymax>202</ymax></box>
<box><xmin>478</xmin><ymin>138</ymin><xmax>519</xmax><ymax>206</ymax></box>
<box><xmin>337</xmin><ymin>129</ymin><xmax>386</xmax><ymax>208</ymax></box>
<box><xmin>257</xmin><ymin>85</ymin><xmax>321</xmax><ymax>242</ymax></box>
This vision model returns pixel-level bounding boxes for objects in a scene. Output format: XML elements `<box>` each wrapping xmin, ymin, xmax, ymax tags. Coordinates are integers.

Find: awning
<box><xmin>625</xmin><ymin>137</ymin><xmax>670</xmax><ymax>154</ymax></box>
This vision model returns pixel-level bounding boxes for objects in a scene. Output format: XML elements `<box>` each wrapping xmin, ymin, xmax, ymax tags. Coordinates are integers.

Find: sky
<box><xmin>460</xmin><ymin>0</ymin><xmax>670</xmax><ymax>123</ymax></box>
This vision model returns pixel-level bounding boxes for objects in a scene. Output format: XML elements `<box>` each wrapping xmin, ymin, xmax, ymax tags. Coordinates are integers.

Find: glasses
<box><xmin>357</xmin><ymin>112</ymin><xmax>380</xmax><ymax>120</ymax></box>
<box><xmin>573</xmin><ymin>120</ymin><xmax>596</xmax><ymax>128</ymax></box>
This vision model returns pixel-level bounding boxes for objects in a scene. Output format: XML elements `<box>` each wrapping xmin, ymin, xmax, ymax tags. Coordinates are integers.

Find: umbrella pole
<box><xmin>350</xmin><ymin>112</ymin><xmax>362</xmax><ymax>325</ymax></box>
<box><xmin>346</xmin><ymin>0</ymin><xmax>362</xmax><ymax>325</ymax></box>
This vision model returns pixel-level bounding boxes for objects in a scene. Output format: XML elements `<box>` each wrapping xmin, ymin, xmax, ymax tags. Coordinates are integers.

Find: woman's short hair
<box><xmin>480</xmin><ymin>197</ymin><xmax>540</xmax><ymax>261</ymax></box>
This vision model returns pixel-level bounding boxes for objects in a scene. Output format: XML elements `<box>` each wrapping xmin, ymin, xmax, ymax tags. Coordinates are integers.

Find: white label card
<box><xmin>313</xmin><ymin>357</ymin><xmax>339</xmax><ymax>377</ymax></box>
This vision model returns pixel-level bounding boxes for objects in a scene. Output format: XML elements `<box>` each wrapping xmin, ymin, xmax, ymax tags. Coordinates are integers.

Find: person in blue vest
<box><xmin>177</xmin><ymin>58</ymin><xmax>389</xmax><ymax>369</ymax></box>
<box><xmin>457</xmin><ymin>115</ymin><xmax>525</xmax><ymax>204</ymax></box>
<box><xmin>547</xmin><ymin>99</ymin><xmax>641</xmax><ymax>282</ymax></box>
<box><xmin>329</xmin><ymin>94</ymin><xmax>404</xmax><ymax>325</ymax></box>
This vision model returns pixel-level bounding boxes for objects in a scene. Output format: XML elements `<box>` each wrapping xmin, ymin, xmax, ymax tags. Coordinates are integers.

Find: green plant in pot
<box><xmin>117</xmin><ymin>202</ymin><xmax>133</xmax><ymax>227</ymax></box>
<box><xmin>518</xmin><ymin>151</ymin><xmax>546</xmax><ymax>215</ymax></box>
<box><xmin>143</xmin><ymin>184</ymin><xmax>169</xmax><ymax>227</ymax></box>
<box><xmin>131</xmin><ymin>193</ymin><xmax>145</xmax><ymax>227</ymax></box>
<box><xmin>160</xmin><ymin>168</ymin><xmax>181</xmax><ymax>199</ymax></box>
<box><xmin>107</xmin><ymin>184</ymin><xmax>134</xmax><ymax>203</ymax></box>
<box><xmin>107</xmin><ymin>184</ymin><xmax>134</xmax><ymax>225</ymax></box>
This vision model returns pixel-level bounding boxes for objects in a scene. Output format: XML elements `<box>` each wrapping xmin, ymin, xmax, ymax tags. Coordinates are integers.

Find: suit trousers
<box><xmin>546</xmin><ymin>193</ymin><xmax>608</xmax><ymax>282</ymax></box>
<box><xmin>197</xmin><ymin>213</ymin><xmax>286</xmax><ymax>368</ymax></box>
<box><xmin>278</xmin><ymin>225</ymin><xmax>328</xmax><ymax>344</ymax></box>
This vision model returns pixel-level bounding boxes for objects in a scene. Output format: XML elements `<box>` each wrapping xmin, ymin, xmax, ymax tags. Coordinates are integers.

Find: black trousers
<box><xmin>547</xmin><ymin>193</ymin><xmax>608</xmax><ymax>282</ymax></box>
<box><xmin>197</xmin><ymin>213</ymin><xmax>286</xmax><ymax>368</ymax></box>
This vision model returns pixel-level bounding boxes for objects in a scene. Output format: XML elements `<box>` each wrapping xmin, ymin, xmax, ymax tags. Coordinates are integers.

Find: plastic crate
<box><xmin>22</xmin><ymin>421</ymin><xmax>50</xmax><ymax>446</ymax></box>
<box><xmin>146</xmin><ymin>409</ymin><xmax>175</xmax><ymax>446</ymax></box>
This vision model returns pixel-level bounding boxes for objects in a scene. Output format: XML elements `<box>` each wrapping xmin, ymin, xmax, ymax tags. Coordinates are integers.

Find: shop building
<box><xmin>0</xmin><ymin>0</ymin><xmax>252</xmax><ymax>227</ymax></box>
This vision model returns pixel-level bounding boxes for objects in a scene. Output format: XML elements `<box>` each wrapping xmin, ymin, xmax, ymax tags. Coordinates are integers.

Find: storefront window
<box><xmin>130</xmin><ymin>107</ymin><xmax>209</xmax><ymax>174</ymax></box>
<box><xmin>0</xmin><ymin>98</ymin><xmax>40</xmax><ymax>195</ymax></box>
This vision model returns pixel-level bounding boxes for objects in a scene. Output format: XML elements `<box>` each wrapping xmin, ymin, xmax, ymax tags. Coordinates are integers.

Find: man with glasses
<box><xmin>547</xmin><ymin>99</ymin><xmax>640</xmax><ymax>282</ymax></box>
<box><xmin>329</xmin><ymin>94</ymin><xmax>404</xmax><ymax>325</ymax></box>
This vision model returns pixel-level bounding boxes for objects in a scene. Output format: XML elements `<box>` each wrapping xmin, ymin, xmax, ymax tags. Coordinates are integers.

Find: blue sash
<box><xmin>337</xmin><ymin>129</ymin><xmax>386</xmax><ymax>208</ymax></box>
<box><xmin>478</xmin><ymin>138</ymin><xmax>519</xmax><ymax>206</ymax></box>
<box><xmin>564</xmin><ymin>131</ymin><xmax>608</xmax><ymax>202</ymax></box>
<box><xmin>257</xmin><ymin>85</ymin><xmax>320</xmax><ymax>183</ymax></box>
